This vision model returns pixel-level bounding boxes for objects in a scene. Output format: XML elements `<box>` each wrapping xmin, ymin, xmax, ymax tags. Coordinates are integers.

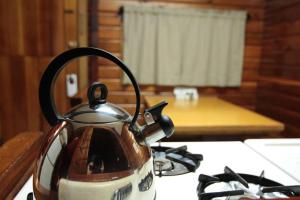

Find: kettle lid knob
<box><xmin>87</xmin><ymin>82</ymin><xmax>108</xmax><ymax>108</ymax></box>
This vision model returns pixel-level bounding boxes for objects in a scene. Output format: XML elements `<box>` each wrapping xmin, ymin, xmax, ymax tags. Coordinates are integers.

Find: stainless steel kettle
<box><xmin>33</xmin><ymin>47</ymin><xmax>174</xmax><ymax>200</ymax></box>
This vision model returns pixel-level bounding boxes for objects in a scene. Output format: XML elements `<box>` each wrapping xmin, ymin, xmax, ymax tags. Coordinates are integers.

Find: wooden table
<box><xmin>145</xmin><ymin>96</ymin><xmax>284</xmax><ymax>138</ymax></box>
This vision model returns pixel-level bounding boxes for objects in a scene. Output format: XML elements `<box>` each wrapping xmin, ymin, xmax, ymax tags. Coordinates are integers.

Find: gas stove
<box><xmin>153</xmin><ymin>142</ymin><xmax>300</xmax><ymax>200</ymax></box>
<box><xmin>152</xmin><ymin>145</ymin><xmax>203</xmax><ymax>176</ymax></box>
<box><xmin>198</xmin><ymin>166</ymin><xmax>300</xmax><ymax>200</ymax></box>
<box><xmin>15</xmin><ymin>142</ymin><xmax>300</xmax><ymax>200</ymax></box>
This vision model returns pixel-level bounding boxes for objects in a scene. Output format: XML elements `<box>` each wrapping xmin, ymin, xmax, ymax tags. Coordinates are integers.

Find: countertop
<box><xmin>245</xmin><ymin>138</ymin><xmax>300</xmax><ymax>183</ymax></box>
<box><xmin>15</xmin><ymin>141</ymin><xmax>299</xmax><ymax>200</ymax></box>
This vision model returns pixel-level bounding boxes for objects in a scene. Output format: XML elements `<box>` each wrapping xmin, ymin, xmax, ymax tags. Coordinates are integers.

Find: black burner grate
<box><xmin>152</xmin><ymin>145</ymin><xmax>203</xmax><ymax>177</ymax></box>
<box><xmin>197</xmin><ymin>166</ymin><xmax>300</xmax><ymax>200</ymax></box>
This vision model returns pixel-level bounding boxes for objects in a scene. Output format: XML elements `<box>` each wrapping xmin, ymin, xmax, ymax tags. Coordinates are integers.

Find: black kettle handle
<box><xmin>39</xmin><ymin>47</ymin><xmax>141</xmax><ymax>129</ymax></box>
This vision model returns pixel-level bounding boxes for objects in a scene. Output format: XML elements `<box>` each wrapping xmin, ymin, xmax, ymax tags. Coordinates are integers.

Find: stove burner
<box><xmin>197</xmin><ymin>166</ymin><xmax>300</xmax><ymax>200</ymax></box>
<box><xmin>152</xmin><ymin>145</ymin><xmax>203</xmax><ymax>177</ymax></box>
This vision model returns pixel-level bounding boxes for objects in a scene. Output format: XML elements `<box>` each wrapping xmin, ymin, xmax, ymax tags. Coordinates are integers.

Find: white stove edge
<box><xmin>14</xmin><ymin>141</ymin><xmax>300</xmax><ymax>200</ymax></box>
<box><xmin>245</xmin><ymin>138</ymin><xmax>300</xmax><ymax>183</ymax></box>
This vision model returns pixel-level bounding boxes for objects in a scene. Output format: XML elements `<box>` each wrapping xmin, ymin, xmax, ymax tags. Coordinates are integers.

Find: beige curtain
<box><xmin>123</xmin><ymin>4</ymin><xmax>246</xmax><ymax>87</ymax></box>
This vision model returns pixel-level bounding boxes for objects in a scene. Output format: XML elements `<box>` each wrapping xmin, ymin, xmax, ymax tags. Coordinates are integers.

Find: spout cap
<box><xmin>159</xmin><ymin>115</ymin><xmax>174</xmax><ymax>138</ymax></box>
<box><xmin>143</xmin><ymin>101</ymin><xmax>175</xmax><ymax>138</ymax></box>
<box><xmin>144</xmin><ymin>101</ymin><xmax>168</xmax><ymax>123</ymax></box>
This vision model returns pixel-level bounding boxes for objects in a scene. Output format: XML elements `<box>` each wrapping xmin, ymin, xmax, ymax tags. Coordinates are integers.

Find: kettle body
<box><xmin>33</xmin><ymin>48</ymin><xmax>174</xmax><ymax>200</ymax></box>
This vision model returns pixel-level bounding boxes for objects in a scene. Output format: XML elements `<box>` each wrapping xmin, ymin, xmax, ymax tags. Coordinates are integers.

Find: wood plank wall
<box><xmin>97</xmin><ymin>0</ymin><xmax>265</xmax><ymax>114</ymax></box>
<box><xmin>0</xmin><ymin>0</ymin><xmax>86</xmax><ymax>142</ymax></box>
<box><xmin>0</xmin><ymin>1</ymin><xmax>63</xmax><ymax>142</ymax></box>
<box><xmin>256</xmin><ymin>0</ymin><xmax>300</xmax><ymax>137</ymax></box>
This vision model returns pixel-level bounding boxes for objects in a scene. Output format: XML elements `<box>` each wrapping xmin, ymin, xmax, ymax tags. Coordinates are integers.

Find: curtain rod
<box><xmin>117</xmin><ymin>5</ymin><xmax>251</xmax><ymax>21</ymax></box>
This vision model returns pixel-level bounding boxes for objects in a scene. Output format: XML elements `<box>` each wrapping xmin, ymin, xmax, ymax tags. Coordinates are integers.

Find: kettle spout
<box><xmin>139</xmin><ymin>101</ymin><xmax>174</xmax><ymax>146</ymax></box>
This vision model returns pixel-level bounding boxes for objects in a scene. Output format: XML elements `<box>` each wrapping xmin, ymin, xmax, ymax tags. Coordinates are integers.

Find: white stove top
<box><xmin>245</xmin><ymin>138</ymin><xmax>300</xmax><ymax>183</ymax></box>
<box><xmin>15</xmin><ymin>141</ymin><xmax>300</xmax><ymax>200</ymax></box>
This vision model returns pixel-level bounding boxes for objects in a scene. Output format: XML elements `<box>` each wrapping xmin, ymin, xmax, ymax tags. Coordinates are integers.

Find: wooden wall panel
<box><xmin>0</xmin><ymin>56</ymin><xmax>70</xmax><ymax>141</ymax></box>
<box><xmin>0</xmin><ymin>57</ymin><xmax>40</xmax><ymax>140</ymax></box>
<box><xmin>95</xmin><ymin>0</ymin><xmax>264</xmax><ymax>112</ymax></box>
<box><xmin>0</xmin><ymin>1</ymin><xmax>66</xmax><ymax>56</ymax></box>
<box><xmin>257</xmin><ymin>0</ymin><xmax>300</xmax><ymax>137</ymax></box>
<box><xmin>0</xmin><ymin>0</ymin><xmax>87</xmax><ymax>142</ymax></box>
<box><xmin>88</xmin><ymin>0</ymin><xmax>99</xmax><ymax>83</ymax></box>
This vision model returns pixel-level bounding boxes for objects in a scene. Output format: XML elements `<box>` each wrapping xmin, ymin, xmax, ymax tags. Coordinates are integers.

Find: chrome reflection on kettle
<box><xmin>34</xmin><ymin>47</ymin><xmax>174</xmax><ymax>200</ymax></box>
